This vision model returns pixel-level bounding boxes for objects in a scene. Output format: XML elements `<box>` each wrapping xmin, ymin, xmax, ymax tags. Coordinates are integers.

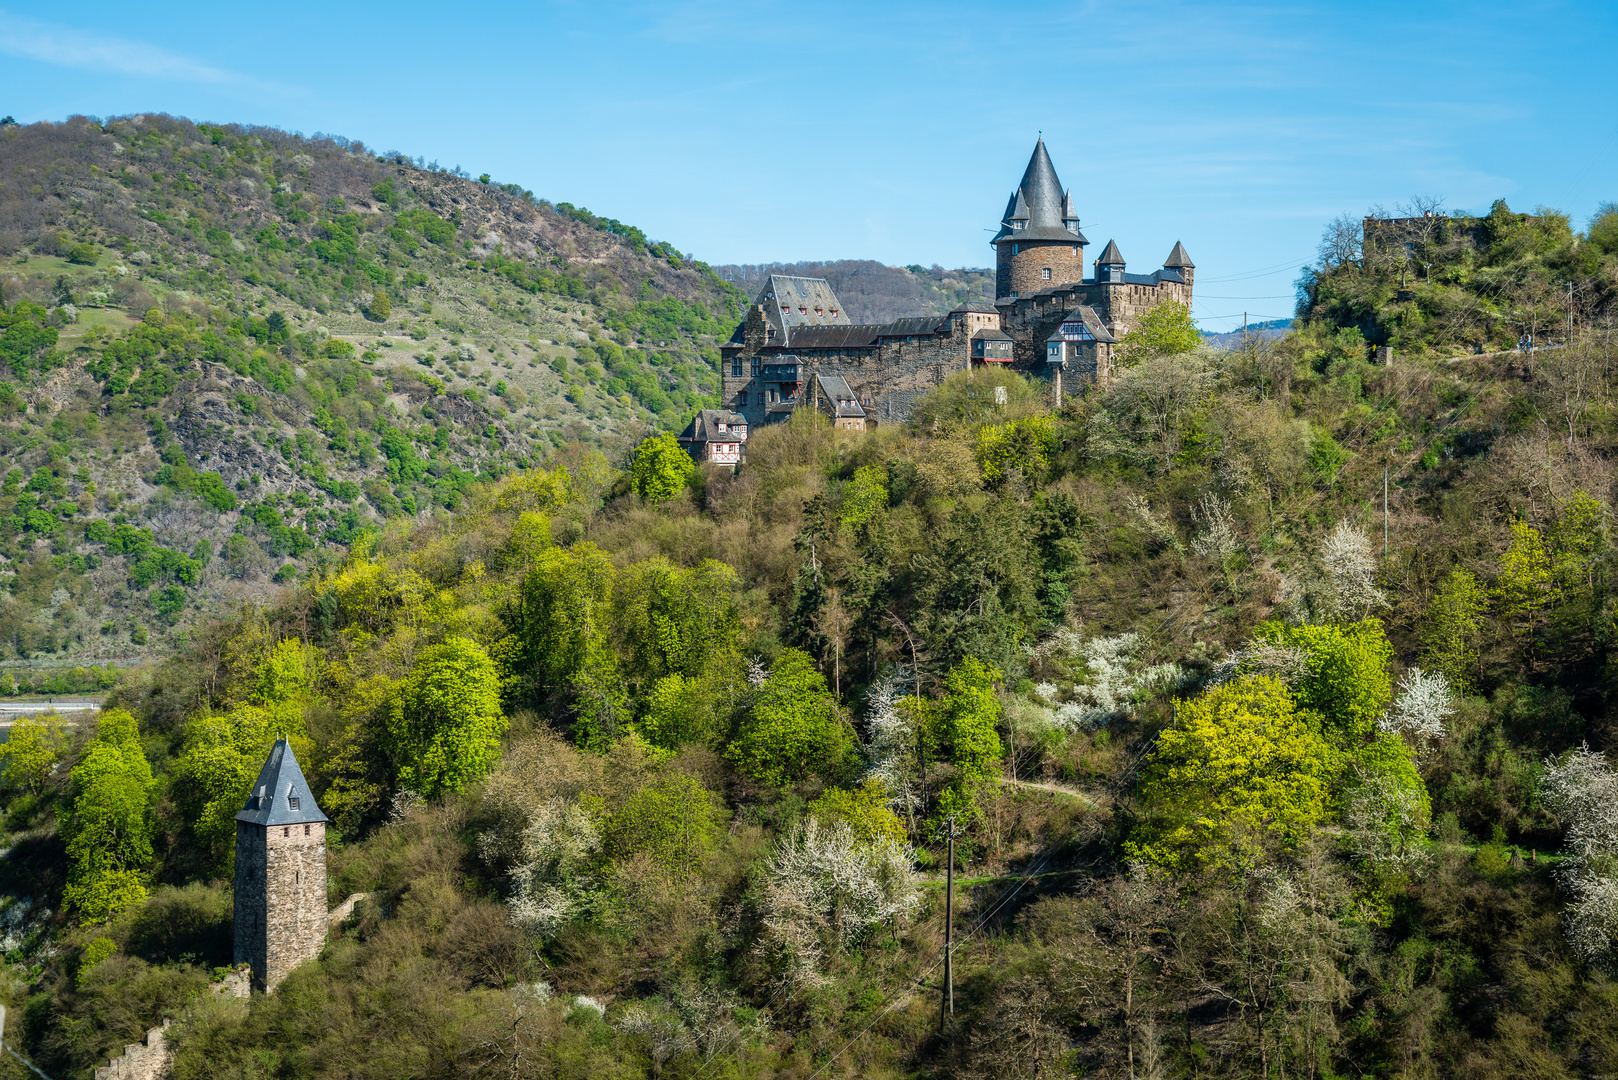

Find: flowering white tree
<box><xmin>1540</xmin><ymin>746</ymin><xmax>1618</xmax><ymax>969</ymax></box>
<box><xmin>862</xmin><ymin>666</ymin><xmax>920</xmax><ymax>826</ymax></box>
<box><xmin>1026</xmin><ymin>630</ymin><xmax>1189</xmax><ymax>730</ymax></box>
<box><xmin>1380</xmin><ymin>667</ymin><xmax>1455</xmax><ymax>744</ymax></box>
<box><xmin>477</xmin><ymin>796</ymin><xmax>601</xmax><ymax>935</ymax></box>
<box><xmin>1319</xmin><ymin>519</ymin><xmax>1386</xmax><ymax>618</ymax></box>
<box><xmin>756</xmin><ymin>818</ymin><xmax>921</xmax><ymax>988</ymax></box>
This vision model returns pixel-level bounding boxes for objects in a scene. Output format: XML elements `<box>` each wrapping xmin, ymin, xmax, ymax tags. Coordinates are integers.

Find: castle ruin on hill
<box><xmin>713</xmin><ymin>138</ymin><xmax>1193</xmax><ymax>435</ymax></box>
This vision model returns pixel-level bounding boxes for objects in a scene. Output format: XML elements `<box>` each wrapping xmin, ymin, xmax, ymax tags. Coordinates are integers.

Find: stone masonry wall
<box><xmin>232</xmin><ymin>820</ymin><xmax>266</xmax><ymax>986</ymax></box>
<box><xmin>94</xmin><ymin>1020</ymin><xmax>171</xmax><ymax>1080</ymax></box>
<box><xmin>997</xmin><ymin>239</ymin><xmax>1087</xmax><ymax>298</ymax></box>
<box><xmin>263</xmin><ymin>820</ymin><xmax>327</xmax><ymax>992</ymax></box>
<box><xmin>234</xmin><ymin>819</ymin><xmax>327</xmax><ymax>993</ymax></box>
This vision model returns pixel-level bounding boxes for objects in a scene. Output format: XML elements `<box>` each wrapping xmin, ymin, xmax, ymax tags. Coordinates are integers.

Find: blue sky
<box><xmin>2</xmin><ymin>0</ymin><xmax>1613</xmax><ymax>330</ymax></box>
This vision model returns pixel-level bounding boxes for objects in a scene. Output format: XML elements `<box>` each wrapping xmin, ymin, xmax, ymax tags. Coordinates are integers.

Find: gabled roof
<box><xmin>878</xmin><ymin>316</ymin><xmax>947</xmax><ymax>337</ymax></box>
<box><xmin>950</xmin><ymin>301</ymin><xmax>999</xmax><ymax>314</ymax></box>
<box><xmin>1043</xmin><ymin>305</ymin><xmax>1115</xmax><ymax>344</ymax></box>
<box><xmin>775</xmin><ymin>324</ymin><xmax>886</xmax><ymax>350</ymax></box>
<box><xmin>1096</xmin><ymin>239</ymin><xmax>1126</xmax><ymax>266</ymax></box>
<box><xmin>754</xmin><ymin>276</ymin><xmax>852</xmax><ymax>338</ymax></box>
<box><xmin>679</xmin><ymin>410</ymin><xmax>748</xmax><ymax>444</ymax></box>
<box><xmin>236</xmin><ymin>739</ymin><xmax>329</xmax><ymax>826</ymax></box>
<box><xmin>815</xmin><ymin>375</ymin><xmax>866</xmax><ymax>418</ymax></box>
<box><xmin>971</xmin><ymin>326</ymin><xmax>1014</xmax><ymax>341</ymax></box>
<box><xmin>1163</xmin><ymin>240</ymin><xmax>1194</xmax><ymax>268</ymax></box>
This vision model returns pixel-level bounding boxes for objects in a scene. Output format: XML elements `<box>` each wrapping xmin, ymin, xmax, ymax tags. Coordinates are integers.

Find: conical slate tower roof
<box><xmin>1096</xmin><ymin>239</ymin><xmax>1126</xmax><ymax>266</ymax></box>
<box><xmin>994</xmin><ymin>138</ymin><xmax>1085</xmax><ymax>244</ymax></box>
<box><xmin>1163</xmin><ymin>240</ymin><xmax>1194</xmax><ymax>268</ymax></box>
<box><xmin>235</xmin><ymin>739</ymin><xmax>329</xmax><ymax>826</ymax></box>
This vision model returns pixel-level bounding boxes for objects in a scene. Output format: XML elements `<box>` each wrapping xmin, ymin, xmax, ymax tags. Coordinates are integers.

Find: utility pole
<box><xmin>939</xmin><ymin>816</ymin><xmax>958</xmax><ymax>1034</ymax></box>
<box><xmin>1383</xmin><ymin>471</ymin><xmax>1390</xmax><ymax>558</ymax></box>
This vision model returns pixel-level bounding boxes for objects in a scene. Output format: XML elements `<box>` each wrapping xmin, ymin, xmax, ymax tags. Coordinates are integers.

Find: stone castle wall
<box><xmin>997</xmin><ymin>239</ymin><xmax>1087</xmax><ymax>298</ymax></box>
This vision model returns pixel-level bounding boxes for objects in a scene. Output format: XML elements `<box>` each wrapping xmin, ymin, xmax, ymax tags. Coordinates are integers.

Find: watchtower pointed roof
<box><xmin>994</xmin><ymin>138</ymin><xmax>1085</xmax><ymax>244</ymax></box>
<box><xmin>235</xmin><ymin>739</ymin><xmax>329</xmax><ymax>826</ymax></box>
<box><xmin>1096</xmin><ymin>239</ymin><xmax>1126</xmax><ymax>266</ymax></box>
<box><xmin>1163</xmin><ymin>240</ymin><xmax>1194</xmax><ymax>268</ymax></box>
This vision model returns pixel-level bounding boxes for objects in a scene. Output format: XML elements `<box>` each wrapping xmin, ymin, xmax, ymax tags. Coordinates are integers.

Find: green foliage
<box><xmin>975</xmin><ymin>416</ymin><xmax>1057</xmax><ymax>486</ymax></box>
<box><xmin>1116</xmin><ymin>300</ymin><xmax>1200</xmax><ymax>366</ymax></box>
<box><xmin>515</xmin><ymin>542</ymin><xmax>625</xmax><ymax>748</ymax></box>
<box><xmin>603</xmin><ymin>772</ymin><xmax>719</xmax><ymax>877</ymax></box>
<box><xmin>389</xmin><ymin>636</ymin><xmax>507</xmax><ymax>798</ymax></box>
<box><xmin>629</xmin><ymin>432</ymin><xmax>693</xmax><ymax>503</ymax></box>
<box><xmin>76</xmin><ymin>937</ymin><xmax>117</xmax><ymax>987</ymax></box>
<box><xmin>1494</xmin><ymin>518</ymin><xmax>1557</xmax><ymax>639</ymax></box>
<box><xmin>1421</xmin><ymin>568</ymin><xmax>1488</xmax><ymax>693</ymax></box>
<box><xmin>839</xmin><ymin>465</ymin><xmax>888</xmax><ymax>529</ymax></box>
<box><xmin>808</xmin><ymin>778</ymin><xmax>907</xmax><ymax>846</ymax></box>
<box><xmin>1129</xmin><ymin>676</ymin><xmax>1336</xmax><ymax>874</ymax></box>
<box><xmin>64</xmin><ymin>709</ymin><xmax>156</xmax><ymax>924</ymax></box>
<box><xmin>1253</xmin><ymin>618</ymin><xmax>1393</xmax><ymax>744</ymax></box>
<box><xmin>920</xmin><ymin>656</ymin><xmax>1003</xmax><ymax>784</ymax></box>
<box><xmin>727</xmin><ymin>649</ymin><xmax>854</xmax><ymax>786</ymax></box>
<box><xmin>0</xmin><ymin>713</ymin><xmax>63</xmax><ymax>793</ymax></box>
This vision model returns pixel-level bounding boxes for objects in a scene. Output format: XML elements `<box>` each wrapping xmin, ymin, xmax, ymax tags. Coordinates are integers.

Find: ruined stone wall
<box><xmin>94</xmin><ymin>1020</ymin><xmax>170</xmax><ymax>1080</ymax></box>
<box><xmin>997</xmin><ymin>239</ymin><xmax>1087</xmax><ymax>298</ymax></box>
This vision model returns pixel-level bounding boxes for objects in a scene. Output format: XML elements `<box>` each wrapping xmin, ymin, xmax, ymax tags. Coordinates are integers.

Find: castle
<box><xmin>710</xmin><ymin>138</ymin><xmax>1193</xmax><ymax>439</ymax></box>
<box><xmin>234</xmin><ymin>739</ymin><xmax>329</xmax><ymax>993</ymax></box>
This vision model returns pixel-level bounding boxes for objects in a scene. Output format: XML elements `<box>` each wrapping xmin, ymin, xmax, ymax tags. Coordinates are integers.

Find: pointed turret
<box><xmin>1163</xmin><ymin>241</ymin><xmax>1194</xmax><ymax>268</ymax></box>
<box><xmin>1096</xmin><ymin>239</ymin><xmax>1127</xmax><ymax>284</ymax></box>
<box><xmin>236</xmin><ymin>739</ymin><xmax>329</xmax><ymax>827</ymax></box>
<box><xmin>991</xmin><ymin>138</ymin><xmax>1086</xmax><ymax>245</ymax></box>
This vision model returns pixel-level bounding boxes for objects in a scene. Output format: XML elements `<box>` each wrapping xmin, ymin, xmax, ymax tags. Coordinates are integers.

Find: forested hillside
<box><xmin>0</xmin><ymin>113</ymin><xmax>749</xmax><ymax>676</ymax></box>
<box><xmin>5</xmin><ymin>171</ymin><xmax>1618</xmax><ymax>1078</ymax></box>
<box><xmin>713</xmin><ymin>260</ymin><xmax>995</xmax><ymax>324</ymax></box>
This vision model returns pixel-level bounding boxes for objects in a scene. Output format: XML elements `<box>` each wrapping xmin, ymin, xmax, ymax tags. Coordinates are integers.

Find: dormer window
<box><xmin>780</xmin><ymin>305</ymin><xmax>790</xmax><ymax>313</ymax></box>
<box><xmin>829</xmin><ymin>309</ymin><xmax>838</xmax><ymax>317</ymax></box>
<box><xmin>798</xmin><ymin>307</ymin><xmax>807</xmax><ymax>314</ymax></box>
<box><xmin>289</xmin><ymin>795</ymin><xmax>301</xmax><ymax>810</ymax></box>
<box><xmin>814</xmin><ymin>308</ymin><xmax>823</xmax><ymax>316</ymax></box>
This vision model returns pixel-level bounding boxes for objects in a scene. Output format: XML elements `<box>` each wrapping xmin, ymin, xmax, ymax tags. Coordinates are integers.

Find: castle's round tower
<box><xmin>992</xmin><ymin>138</ymin><xmax>1087</xmax><ymax>299</ymax></box>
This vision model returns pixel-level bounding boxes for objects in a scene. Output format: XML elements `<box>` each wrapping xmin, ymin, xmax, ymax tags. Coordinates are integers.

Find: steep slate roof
<box><xmin>778</xmin><ymin>324</ymin><xmax>886</xmax><ymax>350</ymax></box>
<box><xmin>993</xmin><ymin>138</ymin><xmax>1087</xmax><ymax>245</ymax></box>
<box><xmin>679</xmin><ymin>410</ymin><xmax>747</xmax><ymax>444</ymax></box>
<box><xmin>755</xmin><ymin>276</ymin><xmax>851</xmax><ymax>333</ymax></box>
<box><xmin>950</xmin><ymin>302</ymin><xmax>999</xmax><ymax>314</ymax></box>
<box><xmin>1163</xmin><ymin>241</ymin><xmax>1195</xmax><ymax>268</ymax></box>
<box><xmin>878</xmin><ymin>316</ymin><xmax>947</xmax><ymax>337</ymax></box>
<box><xmin>972</xmin><ymin>326</ymin><xmax>1014</xmax><ymax>341</ymax></box>
<box><xmin>815</xmin><ymin>375</ymin><xmax>867</xmax><ymax>418</ymax></box>
<box><xmin>1096</xmin><ymin>239</ymin><xmax>1126</xmax><ymax>266</ymax></box>
<box><xmin>236</xmin><ymin>739</ymin><xmax>329</xmax><ymax>827</ymax></box>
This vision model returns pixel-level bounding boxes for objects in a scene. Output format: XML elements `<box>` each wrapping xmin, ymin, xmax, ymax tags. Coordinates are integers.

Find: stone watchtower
<box><xmin>234</xmin><ymin>739</ymin><xmax>329</xmax><ymax>993</ymax></box>
<box><xmin>993</xmin><ymin>137</ymin><xmax>1087</xmax><ymax>299</ymax></box>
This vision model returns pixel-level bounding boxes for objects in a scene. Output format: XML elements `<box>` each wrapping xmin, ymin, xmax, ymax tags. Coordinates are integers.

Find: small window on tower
<box><xmin>289</xmin><ymin>795</ymin><xmax>301</xmax><ymax>810</ymax></box>
<box><xmin>283</xmin><ymin>827</ymin><xmax>290</xmax><ymax>837</ymax></box>
<box><xmin>732</xmin><ymin>359</ymin><xmax>742</xmax><ymax>377</ymax></box>
<box><xmin>1042</xmin><ymin>267</ymin><xmax>1052</xmax><ymax>280</ymax></box>
<box><xmin>304</xmin><ymin>824</ymin><xmax>311</xmax><ymax>836</ymax></box>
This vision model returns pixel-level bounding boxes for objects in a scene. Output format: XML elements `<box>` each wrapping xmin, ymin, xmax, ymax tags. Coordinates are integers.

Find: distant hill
<box><xmin>1202</xmin><ymin>318</ymin><xmax>1294</xmax><ymax>349</ymax></box>
<box><xmin>0</xmin><ymin>113</ymin><xmax>748</xmax><ymax>678</ymax></box>
<box><xmin>713</xmin><ymin>260</ymin><xmax>994</xmax><ymax>323</ymax></box>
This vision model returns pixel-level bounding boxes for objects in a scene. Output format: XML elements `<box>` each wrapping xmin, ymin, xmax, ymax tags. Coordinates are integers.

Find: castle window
<box><xmin>736</xmin><ymin>391</ymin><xmax>747</xmax><ymax>407</ymax></box>
<box><xmin>283</xmin><ymin>827</ymin><xmax>290</xmax><ymax>837</ymax></box>
<box><xmin>1012</xmin><ymin>244</ymin><xmax>1019</xmax><ymax>255</ymax></box>
<box><xmin>1041</xmin><ymin>267</ymin><xmax>1052</xmax><ymax>280</ymax></box>
<box><xmin>830</xmin><ymin>309</ymin><xmax>838</xmax><ymax>317</ymax></box>
<box><xmin>751</xmin><ymin>359</ymin><xmax>761</xmax><ymax>376</ymax></box>
<box><xmin>289</xmin><ymin>796</ymin><xmax>301</xmax><ymax>810</ymax></box>
<box><xmin>798</xmin><ymin>307</ymin><xmax>807</xmax><ymax>314</ymax></box>
<box><xmin>732</xmin><ymin>358</ymin><xmax>742</xmax><ymax>377</ymax></box>
<box><xmin>296</xmin><ymin>871</ymin><xmax>300</xmax><ymax>884</ymax></box>
<box><xmin>780</xmin><ymin>305</ymin><xmax>789</xmax><ymax>313</ymax></box>
<box><xmin>815</xmin><ymin>308</ymin><xmax>823</xmax><ymax>316</ymax></box>
<box><xmin>304</xmin><ymin>824</ymin><xmax>311</xmax><ymax>836</ymax></box>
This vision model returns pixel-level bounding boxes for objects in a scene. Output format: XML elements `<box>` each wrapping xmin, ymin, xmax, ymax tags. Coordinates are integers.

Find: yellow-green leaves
<box><xmin>1253</xmin><ymin>618</ymin><xmax>1393</xmax><ymax>744</ymax></box>
<box><xmin>1420</xmin><ymin>568</ymin><xmax>1488</xmax><ymax>694</ymax></box>
<box><xmin>64</xmin><ymin>709</ymin><xmax>156</xmax><ymax>924</ymax></box>
<box><xmin>727</xmin><ymin>649</ymin><xmax>854</xmax><ymax>787</ymax></box>
<box><xmin>975</xmin><ymin>416</ymin><xmax>1057</xmax><ymax>487</ymax></box>
<box><xmin>0</xmin><ymin>713</ymin><xmax>64</xmax><ymax>794</ymax></box>
<box><xmin>1115</xmin><ymin>299</ymin><xmax>1200</xmax><ymax>367</ymax></box>
<box><xmin>839</xmin><ymin>466</ymin><xmax>888</xmax><ymax>530</ymax></box>
<box><xmin>1494</xmin><ymin>518</ymin><xmax>1557</xmax><ymax>640</ymax></box>
<box><xmin>389</xmin><ymin>636</ymin><xmax>506</xmax><ymax>798</ymax></box>
<box><xmin>1128</xmin><ymin>676</ymin><xmax>1335</xmax><ymax>875</ymax></box>
<box><xmin>629</xmin><ymin>431</ymin><xmax>694</xmax><ymax>503</ymax></box>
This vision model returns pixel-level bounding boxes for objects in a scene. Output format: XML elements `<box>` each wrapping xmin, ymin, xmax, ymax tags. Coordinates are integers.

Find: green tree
<box><xmin>629</xmin><ymin>432</ymin><xmax>693</xmax><ymax>503</ymax></box>
<box><xmin>1493</xmin><ymin>518</ymin><xmax>1557</xmax><ymax>643</ymax></box>
<box><xmin>839</xmin><ymin>465</ymin><xmax>889</xmax><ymax>530</ymax></box>
<box><xmin>0</xmin><ymin>713</ymin><xmax>63</xmax><ymax>794</ymax></box>
<box><xmin>174</xmin><ymin>705</ymin><xmax>300</xmax><ymax>871</ymax></box>
<box><xmin>604</xmin><ymin>773</ymin><xmax>720</xmax><ymax>878</ymax></box>
<box><xmin>389</xmin><ymin>636</ymin><xmax>507</xmax><ymax>798</ymax></box>
<box><xmin>975</xmin><ymin>416</ymin><xmax>1057</xmax><ymax>486</ymax></box>
<box><xmin>515</xmin><ymin>542</ymin><xmax>626</xmax><ymax>748</ymax></box>
<box><xmin>63</xmin><ymin>709</ymin><xmax>156</xmax><ymax>924</ymax></box>
<box><xmin>1116</xmin><ymin>300</ymin><xmax>1200</xmax><ymax>366</ymax></box>
<box><xmin>922</xmin><ymin>656</ymin><xmax>1004</xmax><ymax>783</ymax></box>
<box><xmin>727</xmin><ymin>649</ymin><xmax>854</xmax><ymax>786</ymax></box>
<box><xmin>1420</xmin><ymin>568</ymin><xmax>1488</xmax><ymax>694</ymax></box>
<box><xmin>1252</xmin><ymin>618</ymin><xmax>1393</xmax><ymax>744</ymax></box>
<box><xmin>1128</xmin><ymin>676</ymin><xmax>1336</xmax><ymax>874</ymax></box>
<box><xmin>809</xmin><ymin>778</ymin><xmax>908</xmax><ymax>846</ymax></box>
<box><xmin>367</xmin><ymin>289</ymin><xmax>391</xmax><ymax>321</ymax></box>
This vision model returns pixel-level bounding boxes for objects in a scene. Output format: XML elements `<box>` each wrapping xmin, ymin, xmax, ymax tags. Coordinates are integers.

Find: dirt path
<box><xmin>1006</xmin><ymin>777</ymin><xmax>1105</xmax><ymax>807</ymax></box>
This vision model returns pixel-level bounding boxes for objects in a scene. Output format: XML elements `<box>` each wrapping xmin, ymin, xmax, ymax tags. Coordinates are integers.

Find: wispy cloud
<box><xmin>0</xmin><ymin>12</ymin><xmax>293</xmax><ymax>94</ymax></box>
